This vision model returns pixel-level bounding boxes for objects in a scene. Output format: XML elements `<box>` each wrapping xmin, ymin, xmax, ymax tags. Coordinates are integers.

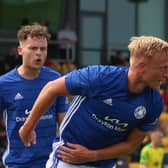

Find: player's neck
<box><xmin>17</xmin><ymin>65</ymin><xmax>41</xmax><ymax>80</ymax></box>
<box><xmin>151</xmin><ymin>142</ymin><xmax>158</xmax><ymax>148</ymax></box>
<box><xmin>127</xmin><ymin>68</ymin><xmax>146</xmax><ymax>93</ymax></box>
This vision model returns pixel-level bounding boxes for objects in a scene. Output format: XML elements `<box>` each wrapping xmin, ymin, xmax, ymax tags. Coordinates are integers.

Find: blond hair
<box><xmin>128</xmin><ymin>36</ymin><xmax>168</xmax><ymax>65</ymax></box>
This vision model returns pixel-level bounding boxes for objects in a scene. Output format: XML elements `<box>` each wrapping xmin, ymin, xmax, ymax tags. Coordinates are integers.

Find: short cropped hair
<box><xmin>128</xmin><ymin>36</ymin><xmax>168</xmax><ymax>65</ymax></box>
<box><xmin>17</xmin><ymin>23</ymin><xmax>51</xmax><ymax>42</ymax></box>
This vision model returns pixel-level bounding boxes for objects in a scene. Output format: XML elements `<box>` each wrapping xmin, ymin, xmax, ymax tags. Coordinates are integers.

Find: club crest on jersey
<box><xmin>134</xmin><ymin>106</ymin><xmax>146</xmax><ymax>119</ymax></box>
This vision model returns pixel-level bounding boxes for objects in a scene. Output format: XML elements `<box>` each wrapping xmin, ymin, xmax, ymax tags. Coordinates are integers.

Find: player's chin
<box><xmin>150</xmin><ymin>83</ymin><xmax>160</xmax><ymax>90</ymax></box>
<box><xmin>32</xmin><ymin>64</ymin><xmax>43</xmax><ymax>70</ymax></box>
<box><xmin>34</xmin><ymin>62</ymin><xmax>43</xmax><ymax>68</ymax></box>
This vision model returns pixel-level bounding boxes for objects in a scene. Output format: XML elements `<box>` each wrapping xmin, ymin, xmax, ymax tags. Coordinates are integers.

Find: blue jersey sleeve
<box><xmin>65</xmin><ymin>66</ymin><xmax>99</xmax><ymax>96</ymax></box>
<box><xmin>65</xmin><ymin>65</ymin><xmax>120</xmax><ymax>97</ymax></box>
<box><xmin>0</xmin><ymin>86</ymin><xmax>6</xmax><ymax>120</ymax></box>
<box><xmin>138</xmin><ymin>91</ymin><xmax>163</xmax><ymax>131</ymax></box>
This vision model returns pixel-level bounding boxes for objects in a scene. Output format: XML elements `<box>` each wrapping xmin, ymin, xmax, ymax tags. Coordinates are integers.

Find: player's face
<box><xmin>18</xmin><ymin>36</ymin><xmax>47</xmax><ymax>70</ymax></box>
<box><xmin>142</xmin><ymin>52</ymin><xmax>168</xmax><ymax>89</ymax></box>
<box><xmin>150</xmin><ymin>131</ymin><xmax>163</xmax><ymax>146</ymax></box>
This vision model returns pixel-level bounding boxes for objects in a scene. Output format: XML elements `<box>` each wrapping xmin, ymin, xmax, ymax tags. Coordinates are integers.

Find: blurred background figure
<box><xmin>161</xmin><ymin>85</ymin><xmax>168</xmax><ymax>112</ymax></box>
<box><xmin>44</xmin><ymin>57</ymin><xmax>62</xmax><ymax>73</ymax></box>
<box><xmin>0</xmin><ymin>59</ymin><xmax>6</xmax><ymax>75</ymax></box>
<box><xmin>139</xmin><ymin>129</ymin><xmax>164</xmax><ymax>168</ymax></box>
<box><xmin>57</xmin><ymin>21</ymin><xmax>77</xmax><ymax>61</ymax></box>
<box><xmin>4</xmin><ymin>46</ymin><xmax>21</xmax><ymax>71</ymax></box>
<box><xmin>110</xmin><ymin>50</ymin><xmax>129</xmax><ymax>66</ymax></box>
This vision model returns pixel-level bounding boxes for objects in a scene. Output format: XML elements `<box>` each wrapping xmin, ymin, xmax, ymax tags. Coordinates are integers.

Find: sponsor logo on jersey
<box><xmin>16</xmin><ymin>109</ymin><xmax>53</xmax><ymax>122</ymax></box>
<box><xmin>25</xmin><ymin>109</ymin><xmax>31</xmax><ymax>115</ymax></box>
<box><xmin>92</xmin><ymin>114</ymin><xmax>128</xmax><ymax>132</ymax></box>
<box><xmin>16</xmin><ymin>114</ymin><xmax>54</xmax><ymax>122</ymax></box>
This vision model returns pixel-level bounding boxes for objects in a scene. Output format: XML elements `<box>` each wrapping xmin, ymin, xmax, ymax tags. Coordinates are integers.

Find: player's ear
<box><xmin>137</xmin><ymin>59</ymin><xmax>146</xmax><ymax>74</ymax></box>
<box><xmin>138</xmin><ymin>61</ymin><xmax>145</xmax><ymax>68</ymax></box>
<box><xmin>17</xmin><ymin>46</ymin><xmax>22</xmax><ymax>55</ymax></box>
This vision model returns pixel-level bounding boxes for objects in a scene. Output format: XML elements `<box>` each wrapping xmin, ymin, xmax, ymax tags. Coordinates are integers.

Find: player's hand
<box><xmin>57</xmin><ymin>142</ymin><xmax>97</xmax><ymax>164</ymax></box>
<box><xmin>19</xmin><ymin>125</ymin><xmax>36</xmax><ymax>147</ymax></box>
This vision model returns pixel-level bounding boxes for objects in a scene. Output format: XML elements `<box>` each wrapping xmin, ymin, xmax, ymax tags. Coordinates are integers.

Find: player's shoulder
<box><xmin>0</xmin><ymin>68</ymin><xmax>17</xmax><ymax>84</ymax></box>
<box><xmin>145</xmin><ymin>88</ymin><xmax>162</xmax><ymax>104</ymax></box>
<box><xmin>41</xmin><ymin>66</ymin><xmax>61</xmax><ymax>78</ymax></box>
<box><xmin>69</xmin><ymin>65</ymin><xmax>128</xmax><ymax>87</ymax></box>
<box><xmin>79</xmin><ymin>65</ymin><xmax>127</xmax><ymax>75</ymax></box>
<box><xmin>90</xmin><ymin>65</ymin><xmax>128</xmax><ymax>82</ymax></box>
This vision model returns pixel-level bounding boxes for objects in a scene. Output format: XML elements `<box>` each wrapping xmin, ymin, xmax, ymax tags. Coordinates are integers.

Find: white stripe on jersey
<box><xmin>2</xmin><ymin>110</ymin><xmax>10</xmax><ymax>167</ymax></box>
<box><xmin>59</xmin><ymin>96</ymin><xmax>86</xmax><ymax>137</ymax></box>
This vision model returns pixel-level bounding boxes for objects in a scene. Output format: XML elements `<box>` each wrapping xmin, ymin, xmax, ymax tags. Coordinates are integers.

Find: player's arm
<box><xmin>0</xmin><ymin>120</ymin><xmax>5</xmax><ymax>127</ymax></box>
<box><xmin>0</xmin><ymin>120</ymin><xmax>6</xmax><ymax>138</ymax></box>
<box><xmin>19</xmin><ymin>76</ymin><xmax>69</xmax><ymax>146</ymax></box>
<box><xmin>57</xmin><ymin>128</ymin><xmax>147</xmax><ymax>164</ymax></box>
<box><xmin>58</xmin><ymin>128</ymin><xmax>146</xmax><ymax>163</ymax></box>
<box><xmin>94</xmin><ymin>128</ymin><xmax>146</xmax><ymax>160</ymax></box>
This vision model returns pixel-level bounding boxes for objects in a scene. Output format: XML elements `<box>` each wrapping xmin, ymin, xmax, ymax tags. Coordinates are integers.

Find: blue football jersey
<box><xmin>0</xmin><ymin>66</ymin><xmax>68</xmax><ymax>167</ymax></box>
<box><xmin>58</xmin><ymin>65</ymin><xmax>163</xmax><ymax>168</ymax></box>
